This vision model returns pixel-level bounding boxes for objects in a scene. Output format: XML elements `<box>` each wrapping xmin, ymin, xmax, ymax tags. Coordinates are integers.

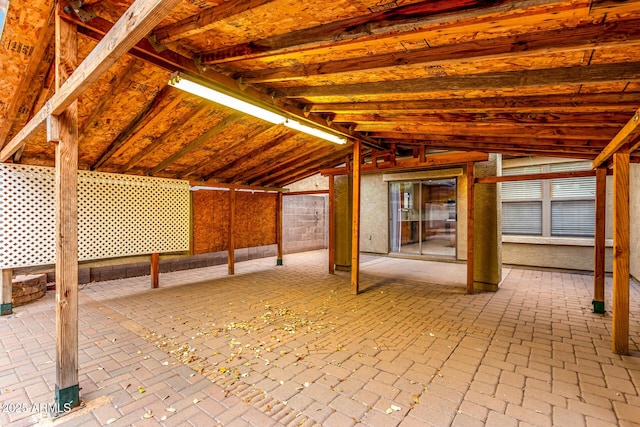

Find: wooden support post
<box><xmin>612</xmin><ymin>150</ymin><xmax>630</xmax><ymax>355</ymax></box>
<box><xmin>276</xmin><ymin>192</ymin><xmax>283</xmax><ymax>266</ymax></box>
<box><xmin>228</xmin><ymin>189</ymin><xmax>235</xmax><ymax>275</ymax></box>
<box><xmin>467</xmin><ymin>162</ymin><xmax>475</xmax><ymax>294</ymax></box>
<box><xmin>593</xmin><ymin>167</ymin><xmax>606</xmax><ymax>313</ymax></box>
<box><xmin>328</xmin><ymin>175</ymin><xmax>335</xmax><ymax>274</ymax></box>
<box><xmin>150</xmin><ymin>253</ymin><xmax>159</xmax><ymax>288</ymax></box>
<box><xmin>351</xmin><ymin>141</ymin><xmax>361</xmax><ymax>295</ymax></box>
<box><xmin>1</xmin><ymin>269</ymin><xmax>13</xmax><ymax>315</ymax></box>
<box><xmin>54</xmin><ymin>5</ymin><xmax>80</xmax><ymax>411</ymax></box>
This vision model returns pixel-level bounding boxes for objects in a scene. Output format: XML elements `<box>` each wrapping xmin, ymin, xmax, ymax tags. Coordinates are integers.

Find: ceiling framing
<box><xmin>1</xmin><ymin>0</ymin><xmax>640</xmax><ymax>187</ymax></box>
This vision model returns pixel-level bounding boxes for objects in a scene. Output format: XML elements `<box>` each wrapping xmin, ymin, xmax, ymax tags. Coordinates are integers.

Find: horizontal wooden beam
<box><xmin>308</xmin><ymin>93</ymin><xmax>640</xmax><ymax>114</ymax></box>
<box><xmin>153</xmin><ymin>0</ymin><xmax>277</xmax><ymax>44</ymax></box>
<box><xmin>189</xmin><ymin>181</ymin><xmax>286</xmax><ymax>193</ymax></box>
<box><xmin>281</xmin><ymin>62</ymin><xmax>640</xmax><ymax>98</ymax></box>
<box><xmin>0</xmin><ymin>0</ymin><xmax>183</xmax><ymax>162</ymax></box>
<box><xmin>283</xmin><ymin>190</ymin><xmax>330</xmax><ymax>196</ymax></box>
<box><xmin>321</xmin><ymin>151</ymin><xmax>489</xmax><ymax>176</ymax></box>
<box><xmin>592</xmin><ymin>107</ymin><xmax>640</xmax><ymax>168</ymax></box>
<box><xmin>475</xmin><ymin>169</ymin><xmax>612</xmax><ymax>184</ymax></box>
<box><xmin>240</xmin><ymin>18</ymin><xmax>640</xmax><ymax>84</ymax></box>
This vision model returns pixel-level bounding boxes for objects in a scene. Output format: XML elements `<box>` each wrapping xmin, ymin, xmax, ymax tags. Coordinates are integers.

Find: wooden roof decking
<box><xmin>1</xmin><ymin>0</ymin><xmax>640</xmax><ymax>186</ymax></box>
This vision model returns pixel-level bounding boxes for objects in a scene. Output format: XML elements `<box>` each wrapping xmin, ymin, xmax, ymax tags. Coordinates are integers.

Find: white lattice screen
<box><xmin>0</xmin><ymin>164</ymin><xmax>190</xmax><ymax>269</ymax></box>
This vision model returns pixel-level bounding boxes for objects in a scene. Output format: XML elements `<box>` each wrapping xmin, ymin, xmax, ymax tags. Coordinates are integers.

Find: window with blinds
<box><xmin>501</xmin><ymin>161</ymin><xmax>595</xmax><ymax>238</ymax></box>
<box><xmin>501</xmin><ymin>165</ymin><xmax>543</xmax><ymax>235</ymax></box>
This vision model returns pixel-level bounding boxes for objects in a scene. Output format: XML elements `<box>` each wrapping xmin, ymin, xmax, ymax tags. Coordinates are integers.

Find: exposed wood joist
<box><xmin>119</xmin><ymin>101</ymin><xmax>210</xmax><ymax>173</ymax></box>
<box><xmin>308</xmin><ymin>93</ymin><xmax>640</xmax><ymax>114</ymax></box>
<box><xmin>199</xmin><ymin>0</ymin><xmax>571</xmax><ymax>64</ymax></box>
<box><xmin>147</xmin><ymin>112</ymin><xmax>245</xmax><ymax>176</ymax></box>
<box><xmin>264</xmin><ymin>149</ymin><xmax>353</xmax><ymax>187</ymax></box>
<box><xmin>592</xmin><ymin>107</ymin><xmax>640</xmax><ymax>168</ymax></box>
<box><xmin>153</xmin><ymin>0</ymin><xmax>278</xmax><ymax>44</ymax></box>
<box><xmin>199</xmin><ymin>130</ymin><xmax>297</xmax><ymax>181</ymax></box>
<box><xmin>239</xmin><ymin>18</ymin><xmax>640</xmax><ymax>84</ymax></box>
<box><xmin>475</xmin><ymin>169</ymin><xmax>612</xmax><ymax>184</ymax></box>
<box><xmin>66</xmin><ymin>14</ymin><xmax>381</xmax><ymax>151</ymax></box>
<box><xmin>321</xmin><ymin>152</ymin><xmax>489</xmax><ymax>176</ymax></box>
<box><xmin>0</xmin><ymin>0</ymin><xmax>184</xmax><ymax>162</ymax></box>
<box><xmin>91</xmin><ymin>86</ymin><xmax>180</xmax><ymax>170</ymax></box>
<box><xmin>281</xmin><ymin>62</ymin><xmax>640</xmax><ymax>99</ymax></box>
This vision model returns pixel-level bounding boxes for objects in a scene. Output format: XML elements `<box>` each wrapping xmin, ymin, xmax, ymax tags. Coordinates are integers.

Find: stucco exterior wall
<box><xmin>630</xmin><ymin>164</ymin><xmax>640</xmax><ymax>281</ymax></box>
<box><xmin>359</xmin><ymin>174</ymin><xmax>389</xmax><ymax>253</ymax></box>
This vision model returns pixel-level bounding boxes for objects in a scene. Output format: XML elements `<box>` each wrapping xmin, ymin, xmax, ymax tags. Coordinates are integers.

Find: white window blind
<box><xmin>549</xmin><ymin>161</ymin><xmax>595</xmax><ymax>237</ymax></box>
<box><xmin>502</xmin><ymin>165</ymin><xmax>543</xmax><ymax>235</ymax></box>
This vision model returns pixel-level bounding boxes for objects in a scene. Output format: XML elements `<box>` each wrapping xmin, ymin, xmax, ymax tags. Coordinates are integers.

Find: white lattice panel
<box><xmin>0</xmin><ymin>164</ymin><xmax>190</xmax><ymax>269</ymax></box>
<box><xmin>0</xmin><ymin>164</ymin><xmax>56</xmax><ymax>268</ymax></box>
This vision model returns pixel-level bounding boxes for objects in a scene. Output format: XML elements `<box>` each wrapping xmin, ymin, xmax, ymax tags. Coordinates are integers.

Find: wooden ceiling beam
<box><xmin>119</xmin><ymin>101</ymin><xmax>210</xmax><ymax>173</ymax></box>
<box><xmin>356</xmin><ymin>122</ymin><xmax>618</xmax><ymax>140</ymax></box>
<box><xmin>415</xmin><ymin>141</ymin><xmax>600</xmax><ymax>157</ymax></box>
<box><xmin>263</xmin><ymin>148</ymin><xmax>353</xmax><ymax>187</ymax></box>
<box><xmin>282</xmin><ymin>61</ymin><xmax>640</xmax><ymax>99</ymax></box>
<box><xmin>153</xmin><ymin>0</ymin><xmax>277</xmax><ymax>44</ymax></box>
<box><xmin>476</xmin><ymin>169</ymin><xmax>612</xmax><ymax>184</ymax></box>
<box><xmin>91</xmin><ymin>86</ymin><xmax>183</xmax><ymax>170</ymax></box>
<box><xmin>242</xmin><ymin>144</ymin><xmax>337</xmax><ymax>185</ymax></box>
<box><xmin>147</xmin><ymin>112</ymin><xmax>245</xmax><ymax>176</ymax></box>
<box><xmin>0</xmin><ymin>0</ymin><xmax>183</xmax><ymax>162</ymax></box>
<box><xmin>592</xmin><ymin>107</ymin><xmax>640</xmax><ymax>168</ymax></box>
<box><xmin>79</xmin><ymin>58</ymin><xmax>140</xmax><ymax>136</ymax></box>
<box><xmin>68</xmin><ymin>15</ymin><xmax>382</xmax><ymax>151</ymax></box>
<box><xmin>199</xmin><ymin>0</ymin><xmax>569</xmax><ymax>64</ymax></box>
<box><xmin>240</xmin><ymin>18</ymin><xmax>640</xmax><ymax>84</ymax></box>
<box><xmin>370</xmin><ymin>133</ymin><xmax>606</xmax><ymax>148</ymax></box>
<box><xmin>332</xmin><ymin>112</ymin><xmax>633</xmax><ymax>126</ymax></box>
<box><xmin>199</xmin><ymin>130</ymin><xmax>297</xmax><ymax>181</ymax></box>
<box><xmin>308</xmin><ymin>93</ymin><xmax>640</xmax><ymax>114</ymax></box>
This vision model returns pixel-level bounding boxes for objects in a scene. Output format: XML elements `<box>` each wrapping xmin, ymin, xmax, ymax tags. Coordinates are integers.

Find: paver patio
<box><xmin>1</xmin><ymin>250</ymin><xmax>639</xmax><ymax>426</ymax></box>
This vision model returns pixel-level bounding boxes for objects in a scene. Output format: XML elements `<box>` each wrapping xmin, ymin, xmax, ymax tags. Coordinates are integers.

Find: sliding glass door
<box><xmin>389</xmin><ymin>178</ymin><xmax>456</xmax><ymax>257</ymax></box>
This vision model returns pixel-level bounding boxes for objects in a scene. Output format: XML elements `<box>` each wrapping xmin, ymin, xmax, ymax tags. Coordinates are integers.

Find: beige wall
<box><xmin>359</xmin><ymin>174</ymin><xmax>389</xmax><ymax>253</ymax></box>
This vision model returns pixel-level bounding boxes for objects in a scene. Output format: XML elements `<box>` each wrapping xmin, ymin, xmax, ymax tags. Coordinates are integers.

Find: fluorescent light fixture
<box><xmin>168</xmin><ymin>72</ymin><xmax>347</xmax><ymax>144</ymax></box>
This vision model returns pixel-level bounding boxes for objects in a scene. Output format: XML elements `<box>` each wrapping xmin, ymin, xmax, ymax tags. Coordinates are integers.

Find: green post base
<box><xmin>0</xmin><ymin>303</ymin><xmax>12</xmax><ymax>315</ymax></box>
<box><xmin>276</xmin><ymin>259</ymin><xmax>283</xmax><ymax>266</ymax></box>
<box><xmin>592</xmin><ymin>300</ymin><xmax>605</xmax><ymax>314</ymax></box>
<box><xmin>54</xmin><ymin>384</ymin><xmax>79</xmax><ymax>416</ymax></box>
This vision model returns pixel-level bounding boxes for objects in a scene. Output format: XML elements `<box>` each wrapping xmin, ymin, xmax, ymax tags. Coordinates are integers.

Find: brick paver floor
<box><xmin>1</xmin><ymin>250</ymin><xmax>639</xmax><ymax>426</ymax></box>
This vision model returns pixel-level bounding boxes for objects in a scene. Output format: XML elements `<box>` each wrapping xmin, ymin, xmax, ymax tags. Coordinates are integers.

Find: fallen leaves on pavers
<box><xmin>386</xmin><ymin>404</ymin><xmax>401</xmax><ymax>414</ymax></box>
<box><xmin>106</xmin><ymin>418</ymin><xmax>118</xmax><ymax>424</ymax></box>
<box><xmin>138</xmin><ymin>386</ymin><xmax>146</xmax><ymax>393</ymax></box>
<box><xmin>143</xmin><ymin>410</ymin><xmax>153</xmax><ymax>419</ymax></box>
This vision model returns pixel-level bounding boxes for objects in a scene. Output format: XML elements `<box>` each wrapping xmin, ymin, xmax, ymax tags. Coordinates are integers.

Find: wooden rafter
<box><xmin>199</xmin><ymin>130</ymin><xmax>297</xmax><ymax>181</ymax></box>
<box><xmin>147</xmin><ymin>112</ymin><xmax>245</xmax><ymax>176</ymax></box>
<box><xmin>592</xmin><ymin>107</ymin><xmax>640</xmax><ymax>168</ymax></box>
<box><xmin>79</xmin><ymin>58</ymin><xmax>140</xmax><ymax>136</ymax></box>
<box><xmin>153</xmin><ymin>0</ymin><xmax>278</xmax><ymax>44</ymax></box>
<box><xmin>199</xmin><ymin>0</ymin><xmax>567</xmax><ymax>64</ymax></box>
<box><xmin>475</xmin><ymin>169</ymin><xmax>611</xmax><ymax>184</ymax></box>
<box><xmin>251</xmin><ymin>144</ymin><xmax>342</xmax><ymax>185</ymax></box>
<box><xmin>91</xmin><ymin>86</ymin><xmax>180</xmax><ymax>170</ymax></box>
<box><xmin>240</xmin><ymin>18</ymin><xmax>640</xmax><ymax>84</ymax></box>
<box><xmin>0</xmin><ymin>0</ymin><xmax>184</xmax><ymax>162</ymax></box>
<box><xmin>308</xmin><ymin>93</ymin><xmax>640</xmax><ymax>114</ymax></box>
<box><xmin>119</xmin><ymin>101</ymin><xmax>210</xmax><ymax>173</ymax></box>
<box><xmin>280</xmin><ymin>62</ymin><xmax>640</xmax><ymax>99</ymax></box>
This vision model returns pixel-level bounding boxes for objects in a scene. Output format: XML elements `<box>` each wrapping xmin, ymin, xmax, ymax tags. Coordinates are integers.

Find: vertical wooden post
<box><xmin>150</xmin><ymin>253</ymin><xmax>159</xmax><ymax>288</ymax></box>
<box><xmin>328</xmin><ymin>175</ymin><xmax>335</xmax><ymax>274</ymax></box>
<box><xmin>1</xmin><ymin>269</ymin><xmax>13</xmax><ymax>315</ymax></box>
<box><xmin>467</xmin><ymin>162</ymin><xmax>475</xmax><ymax>294</ymax></box>
<box><xmin>276</xmin><ymin>192</ymin><xmax>283</xmax><ymax>266</ymax></box>
<box><xmin>612</xmin><ymin>150</ymin><xmax>630</xmax><ymax>355</ymax></box>
<box><xmin>351</xmin><ymin>141</ymin><xmax>361</xmax><ymax>295</ymax></box>
<box><xmin>54</xmin><ymin>5</ymin><xmax>80</xmax><ymax>411</ymax></box>
<box><xmin>593</xmin><ymin>166</ymin><xmax>606</xmax><ymax>313</ymax></box>
<box><xmin>228</xmin><ymin>189</ymin><xmax>235</xmax><ymax>275</ymax></box>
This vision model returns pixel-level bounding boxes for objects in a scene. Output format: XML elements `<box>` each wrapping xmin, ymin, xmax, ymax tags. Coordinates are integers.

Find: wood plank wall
<box><xmin>192</xmin><ymin>190</ymin><xmax>277</xmax><ymax>254</ymax></box>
